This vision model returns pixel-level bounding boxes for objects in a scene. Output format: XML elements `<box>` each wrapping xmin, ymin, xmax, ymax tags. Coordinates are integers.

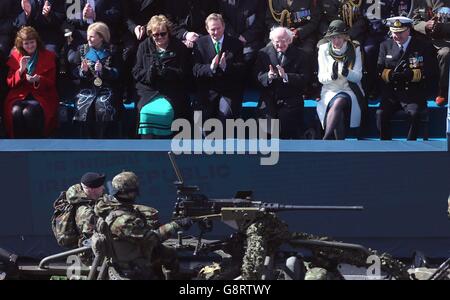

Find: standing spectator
<box><xmin>255</xmin><ymin>27</ymin><xmax>311</xmax><ymax>139</ymax></box>
<box><xmin>377</xmin><ymin>17</ymin><xmax>438</xmax><ymax>140</ymax></box>
<box><xmin>266</xmin><ymin>0</ymin><xmax>321</xmax><ymax>57</ymax></box>
<box><xmin>4</xmin><ymin>26</ymin><xmax>59</xmax><ymax>138</ymax></box>
<box><xmin>71</xmin><ymin>22</ymin><xmax>122</xmax><ymax>138</ymax></box>
<box><xmin>192</xmin><ymin>13</ymin><xmax>245</xmax><ymax>122</ymax></box>
<box><xmin>317</xmin><ymin>0</ymin><xmax>368</xmax><ymax>45</ymax></box>
<box><xmin>163</xmin><ymin>0</ymin><xmax>219</xmax><ymax>48</ymax></box>
<box><xmin>14</xmin><ymin>0</ymin><xmax>66</xmax><ymax>53</ymax></box>
<box><xmin>317</xmin><ymin>20</ymin><xmax>364</xmax><ymax>140</ymax></box>
<box><xmin>64</xmin><ymin>0</ymin><xmax>126</xmax><ymax>63</ymax></box>
<box><xmin>413</xmin><ymin>0</ymin><xmax>450</xmax><ymax>106</ymax></box>
<box><xmin>219</xmin><ymin>0</ymin><xmax>266</xmax><ymax>74</ymax></box>
<box><xmin>132</xmin><ymin>15</ymin><xmax>192</xmax><ymax>139</ymax></box>
<box><xmin>0</xmin><ymin>0</ymin><xmax>20</xmax><ymax>59</ymax></box>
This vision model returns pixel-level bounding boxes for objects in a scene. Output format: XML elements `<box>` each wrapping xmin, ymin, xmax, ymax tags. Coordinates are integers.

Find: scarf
<box><xmin>328</xmin><ymin>40</ymin><xmax>368</xmax><ymax>127</ymax></box>
<box><xmin>27</xmin><ymin>51</ymin><xmax>39</xmax><ymax>75</ymax></box>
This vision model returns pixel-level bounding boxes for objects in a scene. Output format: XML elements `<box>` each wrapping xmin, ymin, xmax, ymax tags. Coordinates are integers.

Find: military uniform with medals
<box><xmin>266</xmin><ymin>0</ymin><xmax>322</xmax><ymax>56</ymax></box>
<box><xmin>377</xmin><ymin>17</ymin><xmax>438</xmax><ymax>140</ymax></box>
<box><xmin>318</xmin><ymin>0</ymin><xmax>368</xmax><ymax>44</ymax></box>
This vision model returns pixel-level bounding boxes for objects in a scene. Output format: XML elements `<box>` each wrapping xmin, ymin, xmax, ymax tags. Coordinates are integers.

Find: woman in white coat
<box><xmin>317</xmin><ymin>20</ymin><xmax>365</xmax><ymax>140</ymax></box>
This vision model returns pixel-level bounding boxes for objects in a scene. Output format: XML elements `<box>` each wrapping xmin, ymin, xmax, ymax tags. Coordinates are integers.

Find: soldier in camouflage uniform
<box><xmin>66</xmin><ymin>172</ymin><xmax>106</xmax><ymax>246</ymax></box>
<box><xmin>94</xmin><ymin>171</ymin><xmax>192</xmax><ymax>280</ymax></box>
<box><xmin>412</xmin><ymin>0</ymin><xmax>450</xmax><ymax>105</ymax></box>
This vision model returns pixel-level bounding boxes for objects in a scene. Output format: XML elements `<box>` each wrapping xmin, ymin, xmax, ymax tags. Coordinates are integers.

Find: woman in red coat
<box><xmin>4</xmin><ymin>26</ymin><xmax>58</xmax><ymax>138</ymax></box>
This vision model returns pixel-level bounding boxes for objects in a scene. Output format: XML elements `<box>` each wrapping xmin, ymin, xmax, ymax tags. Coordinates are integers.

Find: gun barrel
<box><xmin>261</xmin><ymin>203</ymin><xmax>364</xmax><ymax>211</ymax></box>
<box><xmin>168</xmin><ymin>151</ymin><xmax>184</xmax><ymax>184</ymax></box>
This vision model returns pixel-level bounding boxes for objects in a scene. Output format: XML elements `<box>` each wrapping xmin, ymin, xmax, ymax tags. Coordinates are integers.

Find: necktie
<box><xmin>214</xmin><ymin>42</ymin><xmax>221</xmax><ymax>54</ymax></box>
<box><xmin>277</xmin><ymin>52</ymin><xmax>284</xmax><ymax>64</ymax></box>
<box><xmin>399</xmin><ymin>45</ymin><xmax>404</xmax><ymax>56</ymax></box>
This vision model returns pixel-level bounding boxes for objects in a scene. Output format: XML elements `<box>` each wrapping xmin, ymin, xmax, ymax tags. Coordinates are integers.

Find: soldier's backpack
<box><xmin>51</xmin><ymin>191</ymin><xmax>89</xmax><ymax>248</ymax></box>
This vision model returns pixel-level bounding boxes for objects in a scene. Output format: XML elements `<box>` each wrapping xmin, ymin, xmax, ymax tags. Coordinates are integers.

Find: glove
<box><xmin>342</xmin><ymin>60</ymin><xmax>349</xmax><ymax>77</ymax></box>
<box><xmin>331</xmin><ymin>61</ymin><xmax>339</xmax><ymax>80</ymax></box>
<box><xmin>401</xmin><ymin>67</ymin><xmax>414</xmax><ymax>81</ymax></box>
<box><xmin>174</xmin><ymin>217</ymin><xmax>193</xmax><ymax>230</ymax></box>
<box><xmin>388</xmin><ymin>70</ymin><xmax>405</xmax><ymax>82</ymax></box>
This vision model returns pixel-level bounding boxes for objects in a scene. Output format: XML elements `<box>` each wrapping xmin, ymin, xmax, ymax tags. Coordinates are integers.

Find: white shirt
<box><xmin>210</xmin><ymin>35</ymin><xmax>225</xmax><ymax>73</ymax></box>
<box><xmin>210</xmin><ymin>35</ymin><xmax>225</xmax><ymax>53</ymax></box>
<box><xmin>397</xmin><ymin>36</ymin><xmax>412</xmax><ymax>53</ymax></box>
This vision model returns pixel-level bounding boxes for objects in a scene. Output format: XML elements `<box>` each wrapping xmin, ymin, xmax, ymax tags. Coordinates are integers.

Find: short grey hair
<box><xmin>269</xmin><ymin>26</ymin><xmax>294</xmax><ymax>43</ymax></box>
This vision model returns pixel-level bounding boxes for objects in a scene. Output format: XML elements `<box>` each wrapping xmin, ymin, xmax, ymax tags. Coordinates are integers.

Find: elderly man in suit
<box><xmin>192</xmin><ymin>13</ymin><xmax>245</xmax><ymax>122</ymax></box>
<box><xmin>254</xmin><ymin>26</ymin><xmax>312</xmax><ymax>139</ymax></box>
<box><xmin>377</xmin><ymin>16</ymin><xmax>438</xmax><ymax>140</ymax></box>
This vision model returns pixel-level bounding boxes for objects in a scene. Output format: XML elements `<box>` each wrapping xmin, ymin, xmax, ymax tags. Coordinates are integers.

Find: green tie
<box><xmin>214</xmin><ymin>41</ymin><xmax>221</xmax><ymax>54</ymax></box>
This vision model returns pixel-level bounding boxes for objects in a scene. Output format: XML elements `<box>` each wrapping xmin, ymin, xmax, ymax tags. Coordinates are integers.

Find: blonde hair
<box><xmin>87</xmin><ymin>22</ymin><xmax>111</xmax><ymax>44</ymax></box>
<box><xmin>205</xmin><ymin>13</ymin><xmax>225</xmax><ymax>29</ymax></box>
<box><xmin>14</xmin><ymin>26</ymin><xmax>44</xmax><ymax>55</ymax></box>
<box><xmin>147</xmin><ymin>15</ymin><xmax>173</xmax><ymax>36</ymax></box>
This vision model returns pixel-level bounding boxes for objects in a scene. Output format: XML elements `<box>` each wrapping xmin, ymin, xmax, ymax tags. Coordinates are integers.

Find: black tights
<box><xmin>11</xmin><ymin>100</ymin><xmax>44</xmax><ymax>138</ymax></box>
<box><xmin>323</xmin><ymin>96</ymin><xmax>350</xmax><ymax>140</ymax></box>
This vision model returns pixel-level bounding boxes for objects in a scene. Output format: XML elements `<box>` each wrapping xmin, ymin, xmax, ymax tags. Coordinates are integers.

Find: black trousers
<box><xmin>376</xmin><ymin>99</ymin><xmax>425</xmax><ymax>141</ymax></box>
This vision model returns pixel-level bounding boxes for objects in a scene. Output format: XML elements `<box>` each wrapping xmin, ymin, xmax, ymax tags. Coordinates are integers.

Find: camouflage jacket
<box><xmin>413</xmin><ymin>0</ymin><xmax>450</xmax><ymax>44</ymax></box>
<box><xmin>94</xmin><ymin>196</ymin><xmax>182</xmax><ymax>268</ymax></box>
<box><xmin>94</xmin><ymin>196</ymin><xmax>180</xmax><ymax>243</ymax></box>
<box><xmin>66</xmin><ymin>184</ymin><xmax>99</xmax><ymax>244</ymax></box>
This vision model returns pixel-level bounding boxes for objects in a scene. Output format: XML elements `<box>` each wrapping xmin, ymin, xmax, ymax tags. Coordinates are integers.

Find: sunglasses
<box><xmin>152</xmin><ymin>32</ymin><xmax>168</xmax><ymax>38</ymax></box>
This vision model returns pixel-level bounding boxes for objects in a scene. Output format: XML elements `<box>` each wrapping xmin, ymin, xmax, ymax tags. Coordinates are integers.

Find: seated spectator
<box><xmin>376</xmin><ymin>17</ymin><xmax>438</xmax><ymax>140</ymax></box>
<box><xmin>4</xmin><ymin>26</ymin><xmax>59</xmax><ymax>138</ymax></box>
<box><xmin>413</xmin><ymin>3</ymin><xmax>449</xmax><ymax>106</ymax></box>
<box><xmin>317</xmin><ymin>20</ymin><xmax>364</xmax><ymax>140</ymax></box>
<box><xmin>255</xmin><ymin>27</ymin><xmax>311</xmax><ymax>139</ymax></box>
<box><xmin>71</xmin><ymin>22</ymin><xmax>122</xmax><ymax>138</ymax></box>
<box><xmin>122</xmin><ymin>0</ymin><xmax>164</xmax><ymax>103</ymax></box>
<box><xmin>132</xmin><ymin>15</ymin><xmax>192</xmax><ymax>139</ymax></box>
<box><xmin>192</xmin><ymin>13</ymin><xmax>245</xmax><ymax>122</ymax></box>
<box><xmin>14</xmin><ymin>0</ymin><xmax>65</xmax><ymax>53</ymax></box>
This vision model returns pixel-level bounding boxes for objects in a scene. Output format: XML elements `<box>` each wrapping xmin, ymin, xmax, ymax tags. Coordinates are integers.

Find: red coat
<box><xmin>4</xmin><ymin>48</ymin><xmax>59</xmax><ymax>137</ymax></box>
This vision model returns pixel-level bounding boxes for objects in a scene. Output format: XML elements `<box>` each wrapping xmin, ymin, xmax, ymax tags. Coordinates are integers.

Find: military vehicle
<box><xmin>1</xmin><ymin>152</ymin><xmax>448</xmax><ymax>280</ymax></box>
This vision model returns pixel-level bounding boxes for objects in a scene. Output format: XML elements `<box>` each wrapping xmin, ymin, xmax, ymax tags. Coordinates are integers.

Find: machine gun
<box><xmin>168</xmin><ymin>151</ymin><xmax>363</xmax><ymax>255</ymax></box>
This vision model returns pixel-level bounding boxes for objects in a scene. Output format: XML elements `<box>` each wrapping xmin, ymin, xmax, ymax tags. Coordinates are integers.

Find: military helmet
<box><xmin>111</xmin><ymin>171</ymin><xmax>139</xmax><ymax>196</ymax></box>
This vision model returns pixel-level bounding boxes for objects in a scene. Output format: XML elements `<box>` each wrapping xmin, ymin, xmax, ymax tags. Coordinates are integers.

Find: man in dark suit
<box><xmin>377</xmin><ymin>16</ymin><xmax>438</xmax><ymax>140</ymax></box>
<box><xmin>255</xmin><ymin>26</ymin><xmax>311</xmax><ymax>139</ymax></box>
<box><xmin>218</xmin><ymin>0</ymin><xmax>266</xmax><ymax>63</ymax></box>
<box><xmin>163</xmin><ymin>0</ymin><xmax>219</xmax><ymax>48</ymax></box>
<box><xmin>14</xmin><ymin>0</ymin><xmax>66</xmax><ymax>53</ymax></box>
<box><xmin>192</xmin><ymin>13</ymin><xmax>245</xmax><ymax>121</ymax></box>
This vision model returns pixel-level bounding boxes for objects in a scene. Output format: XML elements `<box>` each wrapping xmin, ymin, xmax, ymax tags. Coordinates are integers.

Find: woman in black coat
<box><xmin>132</xmin><ymin>15</ymin><xmax>192</xmax><ymax>139</ymax></box>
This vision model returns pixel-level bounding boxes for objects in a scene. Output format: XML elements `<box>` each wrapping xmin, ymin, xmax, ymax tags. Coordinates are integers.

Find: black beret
<box><xmin>81</xmin><ymin>172</ymin><xmax>106</xmax><ymax>188</ymax></box>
